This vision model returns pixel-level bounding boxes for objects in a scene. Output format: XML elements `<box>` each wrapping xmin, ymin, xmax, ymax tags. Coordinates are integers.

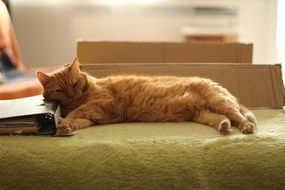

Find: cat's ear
<box><xmin>37</xmin><ymin>71</ymin><xmax>50</xmax><ymax>86</ymax></box>
<box><xmin>69</xmin><ymin>57</ymin><xmax>80</xmax><ymax>73</ymax></box>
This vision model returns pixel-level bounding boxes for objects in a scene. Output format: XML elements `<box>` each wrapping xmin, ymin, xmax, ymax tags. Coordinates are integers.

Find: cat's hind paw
<box><xmin>239</xmin><ymin>122</ymin><xmax>255</xmax><ymax>134</ymax></box>
<box><xmin>218</xmin><ymin>119</ymin><xmax>232</xmax><ymax>135</ymax></box>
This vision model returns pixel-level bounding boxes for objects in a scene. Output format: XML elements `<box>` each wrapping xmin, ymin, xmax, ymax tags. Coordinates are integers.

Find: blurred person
<box><xmin>0</xmin><ymin>0</ymin><xmax>25</xmax><ymax>83</ymax></box>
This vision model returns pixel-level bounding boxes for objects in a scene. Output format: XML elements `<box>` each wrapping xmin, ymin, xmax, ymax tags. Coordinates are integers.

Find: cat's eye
<box><xmin>55</xmin><ymin>89</ymin><xmax>64</xmax><ymax>93</ymax></box>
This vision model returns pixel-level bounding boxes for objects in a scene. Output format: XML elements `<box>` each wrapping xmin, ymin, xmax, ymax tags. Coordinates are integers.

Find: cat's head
<box><xmin>37</xmin><ymin>58</ymin><xmax>89</xmax><ymax>103</ymax></box>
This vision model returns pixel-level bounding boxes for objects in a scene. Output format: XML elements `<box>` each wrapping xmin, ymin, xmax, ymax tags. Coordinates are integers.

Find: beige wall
<box><xmin>12</xmin><ymin>0</ymin><xmax>277</xmax><ymax>68</ymax></box>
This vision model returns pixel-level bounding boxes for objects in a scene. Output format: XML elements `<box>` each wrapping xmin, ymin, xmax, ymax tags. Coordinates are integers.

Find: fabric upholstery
<box><xmin>0</xmin><ymin>109</ymin><xmax>284</xmax><ymax>190</ymax></box>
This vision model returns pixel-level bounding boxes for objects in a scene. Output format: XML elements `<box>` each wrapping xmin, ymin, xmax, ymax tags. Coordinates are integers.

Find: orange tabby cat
<box><xmin>37</xmin><ymin>58</ymin><xmax>256</xmax><ymax>135</ymax></box>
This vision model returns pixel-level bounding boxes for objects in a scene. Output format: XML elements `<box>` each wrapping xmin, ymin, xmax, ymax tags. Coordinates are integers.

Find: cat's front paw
<box><xmin>57</xmin><ymin>119</ymin><xmax>78</xmax><ymax>135</ymax></box>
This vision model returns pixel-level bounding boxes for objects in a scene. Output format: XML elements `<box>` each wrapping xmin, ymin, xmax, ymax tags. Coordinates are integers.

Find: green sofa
<box><xmin>1</xmin><ymin>109</ymin><xmax>285</xmax><ymax>190</ymax></box>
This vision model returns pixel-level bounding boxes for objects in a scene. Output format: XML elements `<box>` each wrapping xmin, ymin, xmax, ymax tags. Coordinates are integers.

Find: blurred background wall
<box><xmin>10</xmin><ymin>0</ymin><xmax>278</xmax><ymax>68</ymax></box>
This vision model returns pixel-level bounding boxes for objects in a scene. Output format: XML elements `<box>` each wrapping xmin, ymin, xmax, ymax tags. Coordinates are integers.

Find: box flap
<box><xmin>80</xmin><ymin>63</ymin><xmax>285</xmax><ymax>108</ymax></box>
<box><xmin>78</xmin><ymin>41</ymin><xmax>253</xmax><ymax>64</ymax></box>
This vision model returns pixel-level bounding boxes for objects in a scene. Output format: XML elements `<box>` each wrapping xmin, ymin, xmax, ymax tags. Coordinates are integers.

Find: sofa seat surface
<box><xmin>0</xmin><ymin>109</ymin><xmax>285</xmax><ymax>190</ymax></box>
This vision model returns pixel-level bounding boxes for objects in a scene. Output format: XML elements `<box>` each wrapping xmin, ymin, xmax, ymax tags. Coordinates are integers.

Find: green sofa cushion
<box><xmin>0</xmin><ymin>109</ymin><xmax>285</xmax><ymax>190</ymax></box>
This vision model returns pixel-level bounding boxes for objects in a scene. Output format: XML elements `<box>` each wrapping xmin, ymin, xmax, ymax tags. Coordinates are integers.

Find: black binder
<box><xmin>0</xmin><ymin>95</ymin><xmax>60</xmax><ymax>135</ymax></box>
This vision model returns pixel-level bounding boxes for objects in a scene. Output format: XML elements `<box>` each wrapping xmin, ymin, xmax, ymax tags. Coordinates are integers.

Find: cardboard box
<box><xmin>81</xmin><ymin>63</ymin><xmax>285</xmax><ymax>108</ymax></box>
<box><xmin>77</xmin><ymin>41</ymin><xmax>284</xmax><ymax>108</ymax></box>
<box><xmin>78</xmin><ymin>41</ymin><xmax>253</xmax><ymax>64</ymax></box>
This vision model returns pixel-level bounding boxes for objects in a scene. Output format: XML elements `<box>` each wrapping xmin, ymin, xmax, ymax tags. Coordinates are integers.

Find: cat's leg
<box><xmin>58</xmin><ymin>99</ymin><xmax>115</xmax><ymax>134</ymax></box>
<box><xmin>219</xmin><ymin>108</ymin><xmax>255</xmax><ymax>134</ymax></box>
<box><xmin>240</xmin><ymin>104</ymin><xmax>257</xmax><ymax>125</ymax></box>
<box><xmin>57</xmin><ymin>105</ymin><xmax>94</xmax><ymax>134</ymax></box>
<box><xmin>229</xmin><ymin>110</ymin><xmax>256</xmax><ymax>134</ymax></box>
<box><xmin>209</xmin><ymin>96</ymin><xmax>255</xmax><ymax>134</ymax></box>
<box><xmin>58</xmin><ymin>117</ymin><xmax>92</xmax><ymax>134</ymax></box>
<box><xmin>192</xmin><ymin>110</ymin><xmax>232</xmax><ymax>135</ymax></box>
